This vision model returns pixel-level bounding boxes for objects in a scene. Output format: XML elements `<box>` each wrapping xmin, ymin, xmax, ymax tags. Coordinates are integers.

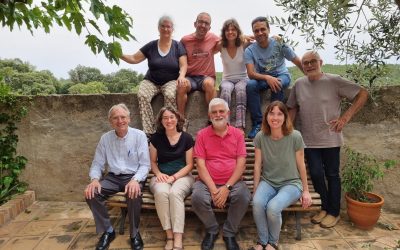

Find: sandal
<box><xmin>164</xmin><ymin>238</ymin><xmax>174</xmax><ymax>250</ymax></box>
<box><xmin>248</xmin><ymin>241</ymin><xmax>267</xmax><ymax>250</ymax></box>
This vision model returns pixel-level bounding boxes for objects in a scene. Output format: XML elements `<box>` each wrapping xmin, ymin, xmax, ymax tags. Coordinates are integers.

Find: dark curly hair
<box><xmin>220</xmin><ymin>18</ymin><xmax>243</xmax><ymax>48</ymax></box>
<box><xmin>155</xmin><ymin>106</ymin><xmax>184</xmax><ymax>133</ymax></box>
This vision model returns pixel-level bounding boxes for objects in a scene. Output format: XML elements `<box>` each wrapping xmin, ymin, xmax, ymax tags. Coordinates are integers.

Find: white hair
<box><xmin>108</xmin><ymin>103</ymin><xmax>130</xmax><ymax>119</ymax></box>
<box><xmin>208</xmin><ymin>98</ymin><xmax>229</xmax><ymax>112</ymax></box>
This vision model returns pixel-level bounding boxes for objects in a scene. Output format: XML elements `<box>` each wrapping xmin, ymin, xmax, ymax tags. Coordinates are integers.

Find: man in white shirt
<box><xmin>85</xmin><ymin>103</ymin><xmax>150</xmax><ymax>250</ymax></box>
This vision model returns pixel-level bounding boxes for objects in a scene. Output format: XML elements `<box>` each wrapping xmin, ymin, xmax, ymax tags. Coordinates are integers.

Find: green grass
<box><xmin>216</xmin><ymin>64</ymin><xmax>400</xmax><ymax>87</ymax></box>
<box><xmin>288</xmin><ymin>64</ymin><xmax>400</xmax><ymax>86</ymax></box>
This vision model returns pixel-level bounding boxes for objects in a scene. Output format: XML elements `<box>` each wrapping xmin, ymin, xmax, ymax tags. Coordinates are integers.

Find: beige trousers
<box><xmin>137</xmin><ymin>79</ymin><xmax>177</xmax><ymax>135</ymax></box>
<box><xmin>149</xmin><ymin>174</ymin><xmax>194</xmax><ymax>233</ymax></box>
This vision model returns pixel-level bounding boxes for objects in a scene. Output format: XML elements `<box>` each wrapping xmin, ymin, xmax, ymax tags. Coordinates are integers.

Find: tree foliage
<box><xmin>271</xmin><ymin>0</ymin><xmax>400</xmax><ymax>88</ymax></box>
<box><xmin>68</xmin><ymin>64</ymin><xmax>104</xmax><ymax>84</ymax></box>
<box><xmin>68</xmin><ymin>80</ymin><xmax>109</xmax><ymax>94</ymax></box>
<box><xmin>0</xmin><ymin>59</ymin><xmax>143</xmax><ymax>94</ymax></box>
<box><xmin>0</xmin><ymin>0</ymin><xmax>135</xmax><ymax>64</ymax></box>
<box><xmin>0</xmin><ymin>58</ymin><xmax>59</xmax><ymax>95</ymax></box>
<box><xmin>103</xmin><ymin>69</ymin><xmax>144</xmax><ymax>93</ymax></box>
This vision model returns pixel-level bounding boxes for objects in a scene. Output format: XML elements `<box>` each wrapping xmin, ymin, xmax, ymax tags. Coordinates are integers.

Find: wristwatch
<box><xmin>225</xmin><ymin>184</ymin><xmax>233</xmax><ymax>191</ymax></box>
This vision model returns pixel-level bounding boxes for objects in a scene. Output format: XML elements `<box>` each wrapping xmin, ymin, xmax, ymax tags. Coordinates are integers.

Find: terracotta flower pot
<box><xmin>345</xmin><ymin>192</ymin><xmax>384</xmax><ymax>230</ymax></box>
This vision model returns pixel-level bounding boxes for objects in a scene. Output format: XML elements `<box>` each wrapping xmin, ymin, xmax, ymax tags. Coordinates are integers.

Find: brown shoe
<box><xmin>320</xmin><ymin>214</ymin><xmax>340</xmax><ymax>228</ymax></box>
<box><xmin>311</xmin><ymin>210</ymin><xmax>327</xmax><ymax>224</ymax></box>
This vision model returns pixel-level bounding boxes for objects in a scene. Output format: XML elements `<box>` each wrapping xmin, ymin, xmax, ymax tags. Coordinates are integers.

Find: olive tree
<box><xmin>270</xmin><ymin>0</ymin><xmax>400</xmax><ymax>87</ymax></box>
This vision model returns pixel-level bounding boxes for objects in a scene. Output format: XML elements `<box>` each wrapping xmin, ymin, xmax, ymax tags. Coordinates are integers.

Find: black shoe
<box><xmin>95</xmin><ymin>230</ymin><xmax>115</xmax><ymax>250</ymax></box>
<box><xmin>130</xmin><ymin>232</ymin><xmax>144</xmax><ymax>250</ymax></box>
<box><xmin>223</xmin><ymin>236</ymin><xmax>240</xmax><ymax>250</ymax></box>
<box><xmin>201</xmin><ymin>233</ymin><xmax>219</xmax><ymax>250</ymax></box>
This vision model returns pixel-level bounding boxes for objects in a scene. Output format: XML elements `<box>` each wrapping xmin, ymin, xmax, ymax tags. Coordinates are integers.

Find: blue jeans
<box><xmin>305</xmin><ymin>147</ymin><xmax>341</xmax><ymax>216</ymax></box>
<box><xmin>246</xmin><ymin>74</ymin><xmax>290</xmax><ymax>126</ymax></box>
<box><xmin>252</xmin><ymin>180</ymin><xmax>301</xmax><ymax>245</ymax></box>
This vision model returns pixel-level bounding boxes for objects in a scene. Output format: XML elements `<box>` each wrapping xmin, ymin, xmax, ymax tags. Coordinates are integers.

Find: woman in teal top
<box><xmin>249</xmin><ymin>101</ymin><xmax>312</xmax><ymax>250</ymax></box>
<box><xmin>149</xmin><ymin>106</ymin><xmax>194</xmax><ymax>250</ymax></box>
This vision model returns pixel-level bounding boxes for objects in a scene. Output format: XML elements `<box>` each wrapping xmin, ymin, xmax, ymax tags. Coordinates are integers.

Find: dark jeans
<box><xmin>246</xmin><ymin>74</ymin><xmax>290</xmax><ymax>126</ymax></box>
<box><xmin>305</xmin><ymin>147</ymin><xmax>341</xmax><ymax>216</ymax></box>
<box><xmin>191</xmin><ymin>180</ymin><xmax>251</xmax><ymax>237</ymax></box>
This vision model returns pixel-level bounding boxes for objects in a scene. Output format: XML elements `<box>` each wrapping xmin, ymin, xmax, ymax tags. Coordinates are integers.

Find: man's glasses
<box><xmin>196</xmin><ymin>20</ymin><xmax>210</xmax><ymax>26</ymax></box>
<box><xmin>302</xmin><ymin>59</ymin><xmax>319</xmax><ymax>66</ymax></box>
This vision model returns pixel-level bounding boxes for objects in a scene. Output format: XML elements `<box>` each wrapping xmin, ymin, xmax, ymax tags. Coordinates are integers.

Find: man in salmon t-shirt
<box><xmin>177</xmin><ymin>12</ymin><xmax>220</xmax><ymax>128</ymax></box>
<box><xmin>192</xmin><ymin>98</ymin><xmax>251</xmax><ymax>250</ymax></box>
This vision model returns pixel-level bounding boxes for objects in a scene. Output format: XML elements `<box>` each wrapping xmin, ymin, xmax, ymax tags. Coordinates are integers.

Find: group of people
<box><xmin>84</xmin><ymin>12</ymin><xmax>368</xmax><ymax>250</ymax></box>
<box><xmin>120</xmin><ymin>12</ymin><xmax>303</xmax><ymax>139</ymax></box>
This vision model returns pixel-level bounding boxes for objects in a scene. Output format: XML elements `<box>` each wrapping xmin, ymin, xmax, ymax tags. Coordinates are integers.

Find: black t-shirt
<box><xmin>140</xmin><ymin>39</ymin><xmax>187</xmax><ymax>85</ymax></box>
<box><xmin>150</xmin><ymin>131</ymin><xmax>194</xmax><ymax>175</ymax></box>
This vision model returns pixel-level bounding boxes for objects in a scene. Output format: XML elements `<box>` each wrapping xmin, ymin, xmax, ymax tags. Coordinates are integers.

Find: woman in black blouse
<box><xmin>149</xmin><ymin>106</ymin><xmax>194</xmax><ymax>250</ymax></box>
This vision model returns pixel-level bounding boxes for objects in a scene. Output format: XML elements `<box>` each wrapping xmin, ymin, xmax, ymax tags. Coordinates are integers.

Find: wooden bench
<box><xmin>106</xmin><ymin>139</ymin><xmax>321</xmax><ymax>240</ymax></box>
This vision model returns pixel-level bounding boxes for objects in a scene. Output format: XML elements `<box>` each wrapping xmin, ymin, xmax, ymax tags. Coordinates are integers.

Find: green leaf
<box><xmin>61</xmin><ymin>14</ymin><xmax>72</xmax><ymax>30</ymax></box>
<box><xmin>88</xmin><ymin>19</ymin><xmax>102</xmax><ymax>34</ymax></box>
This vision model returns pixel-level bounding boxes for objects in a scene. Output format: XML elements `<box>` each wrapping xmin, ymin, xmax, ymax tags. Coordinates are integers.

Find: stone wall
<box><xmin>6</xmin><ymin>86</ymin><xmax>400</xmax><ymax>212</ymax></box>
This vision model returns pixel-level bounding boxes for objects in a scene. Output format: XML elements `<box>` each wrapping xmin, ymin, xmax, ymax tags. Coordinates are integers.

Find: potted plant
<box><xmin>342</xmin><ymin>147</ymin><xmax>396</xmax><ymax>230</ymax></box>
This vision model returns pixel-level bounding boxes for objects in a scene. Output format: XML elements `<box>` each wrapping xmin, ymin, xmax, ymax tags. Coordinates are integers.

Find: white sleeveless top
<box><xmin>220</xmin><ymin>46</ymin><xmax>247</xmax><ymax>81</ymax></box>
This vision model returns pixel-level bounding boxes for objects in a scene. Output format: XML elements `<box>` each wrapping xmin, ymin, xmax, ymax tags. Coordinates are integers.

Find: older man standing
<box><xmin>177</xmin><ymin>12</ymin><xmax>220</xmax><ymax>126</ymax></box>
<box><xmin>287</xmin><ymin>51</ymin><xmax>368</xmax><ymax>228</ymax></box>
<box><xmin>192</xmin><ymin>98</ymin><xmax>251</xmax><ymax>250</ymax></box>
<box><xmin>245</xmin><ymin>16</ymin><xmax>303</xmax><ymax>139</ymax></box>
<box><xmin>85</xmin><ymin>103</ymin><xmax>150</xmax><ymax>250</ymax></box>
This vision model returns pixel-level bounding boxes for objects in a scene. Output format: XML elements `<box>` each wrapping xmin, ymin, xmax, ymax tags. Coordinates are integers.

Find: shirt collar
<box><xmin>113</xmin><ymin>127</ymin><xmax>130</xmax><ymax>140</ymax></box>
<box><xmin>208</xmin><ymin>124</ymin><xmax>232</xmax><ymax>137</ymax></box>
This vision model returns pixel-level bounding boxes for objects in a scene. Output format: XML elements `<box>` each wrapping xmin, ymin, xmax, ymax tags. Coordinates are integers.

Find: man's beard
<box><xmin>211</xmin><ymin>117</ymin><xmax>228</xmax><ymax>129</ymax></box>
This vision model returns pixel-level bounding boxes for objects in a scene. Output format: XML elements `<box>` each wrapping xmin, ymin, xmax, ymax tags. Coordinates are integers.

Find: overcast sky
<box><xmin>1</xmin><ymin>0</ymin><xmax>344</xmax><ymax>79</ymax></box>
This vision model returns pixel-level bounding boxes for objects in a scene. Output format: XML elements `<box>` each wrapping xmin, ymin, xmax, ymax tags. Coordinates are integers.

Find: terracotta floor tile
<box><xmin>142</xmin><ymin>229</ymin><xmax>169</xmax><ymax>247</ymax></box>
<box><xmin>49</xmin><ymin>219</ymin><xmax>88</xmax><ymax>234</ymax></box>
<box><xmin>301</xmin><ymin>223</ymin><xmax>342</xmax><ymax>240</ymax></box>
<box><xmin>16</xmin><ymin>220</ymin><xmax>58</xmax><ymax>236</ymax></box>
<box><xmin>34</xmin><ymin>234</ymin><xmax>76</xmax><ymax>250</ymax></box>
<box><xmin>12</xmin><ymin>208</ymin><xmax>43</xmax><ymax>222</ymax></box>
<box><xmin>80</xmin><ymin>219</ymin><xmax>96</xmax><ymax>233</ymax></box>
<box><xmin>108</xmin><ymin>234</ymin><xmax>131</xmax><ymax>249</ymax></box>
<box><xmin>29</xmin><ymin>208</ymin><xmax>69</xmax><ymax>221</ymax></box>
<box><xmin>333</xmin><ymin>218</ymin><xmax>370</xmax><ymax>238</ymax></box>
<box><xmin>1</xmin><ymin>236</ymin><xmax>42</xmax><ymax>250</ymax></box>
<box><xmin>275</xmin><ymin>240</ymin><xmax>317</xmax><ymax>250</ymax></box>
<box><xmin>63</xmin><ymin>205</ymin><xmax>93</xmax><ymax>219</ymax></box>
<box><xmin>0</xmin><ymin>237</ymin><xmax>10</xmax><ymax>248</ymax></box>
<box><xmin>375</xmin><ymin>234</ymin><xmax>400</xmax><ymax>248</ymax></box>
<box><xmin>311</xmin><ymin>238</ymin><xmax>351</xmax><ymax>250</ymax></box>
<box><xmin>345</xmin><ymin>237</ymin><xmax>398</xmax><ymax>250</ymax></box>
<box><xmin>68</xmin><ymin>232</ymin><xmax>98</xmax><ymax>249</ymax></box>
<box><xmin>1</xmin><ymin>201</ymin><xmax>398</xmax><ymax>250</ymax></box>
<box><xmin>0</xmin><ymin>221</ymin><xmax>29</xmax><ymax>237</ymax></box>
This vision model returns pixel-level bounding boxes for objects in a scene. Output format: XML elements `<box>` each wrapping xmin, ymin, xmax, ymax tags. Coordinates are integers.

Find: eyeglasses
<box><xmin>160</xmin><ymin>24</ymin><xmax>173</xmax><ymax>30</ymax></box>
<box><xmin>302</xmin><ymin>59</ymin><xmax>319</xmax><ymax>66</ymax></box>
<box><xmin>196</xmin><ymin>20</ymin><xmax>210</xmax><ymax>27</ymax></box>
<box><xmin>111</xmin><ymin>115</ymin><xmax>129</xmax><ymax>121</ymax></box>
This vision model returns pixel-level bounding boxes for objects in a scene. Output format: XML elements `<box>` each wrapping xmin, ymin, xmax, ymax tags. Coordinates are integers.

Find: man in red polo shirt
<box><xmin>192</xmin><ymin>98</ymin><xmax>251</xmax><ymax>250</ymax></box>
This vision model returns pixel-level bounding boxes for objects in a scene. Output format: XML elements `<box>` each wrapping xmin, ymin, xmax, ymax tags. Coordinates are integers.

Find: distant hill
<box><xmin>216</xmin><ymin>64</ymin><xmax>400</xmax><ymax>87</ymax></box>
